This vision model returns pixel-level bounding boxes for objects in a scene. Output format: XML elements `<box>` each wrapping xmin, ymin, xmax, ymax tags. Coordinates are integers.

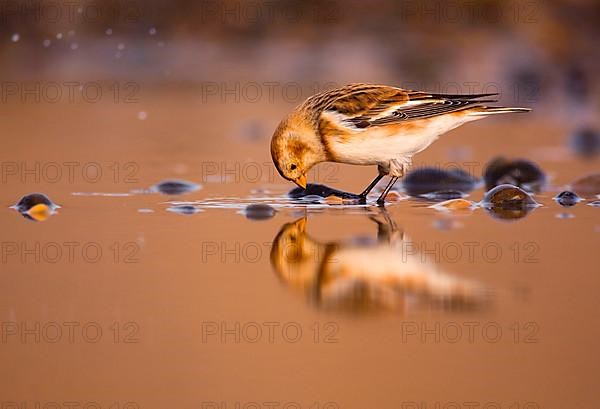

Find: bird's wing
<box><xmin>314</xmin><ymin>84</ymin><xmax>498</xmax><ymax>130</ymax></box>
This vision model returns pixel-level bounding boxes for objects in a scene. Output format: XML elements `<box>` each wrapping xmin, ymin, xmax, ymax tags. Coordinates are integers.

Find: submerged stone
<box><xmin>13</xmin><ymin>193</ymin><xmax>59</xmax><ymax>221</ymax></box>
<box><xmin>288</xmin><ymin>183</ymin><xmax>361</xmax><ymax>200</ymax></box>
<box><xmin>554</xmin><ymin>191</ymin><xmax>581</xmax><ymax>207</ymax></box>
<box><xmin>587</xmin><ymin>200</ymin><xmax>600</xmax><ymax>207</ymax></box>
<box><xmin>151</xmin><ymin>180</ymin><xmax>201</xmax><ymax>195</ymax></box>
<box><xmin>243</xmin><ymin>204</ymin><xmax>276</xmax><ymax>220</ymax></box>
<box><xmin>166</xmin><ymin>205</ymin><xmax>202</xmax><ymax>215</ymax></box>
<box><xmin>483</xmin><ymin>157</ymin><xmax>546</xmax><ymax>193</ymax></box>
<box><xmin>571</xmin><ymin>173</ymin><xmax>600</xmax><ymax>198</ymax></box>
<box><xmin>14</xmin><ymin>193</ymin><xmax>55</xmax><ymax>212</ymax></box>
<box><xmin>431</xmin><ymin>199</ymin><xmax>475</xmax><ymax>211</ymax></box>
<box><xmin>402</xmin><ymin>167</ymin><xmax>478</xmax><ymax>197</ymax></box>
<box><xmin>481</xmin><ymin>184</ymin><xmax>538</xmax><ymax>220</ymax></box>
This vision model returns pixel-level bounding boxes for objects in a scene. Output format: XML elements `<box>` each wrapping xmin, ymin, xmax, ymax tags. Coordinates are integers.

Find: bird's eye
<box><xmin>290</xmin><ymin>164</ymin><xmax>297</xmax><ymax>170</ymax></box>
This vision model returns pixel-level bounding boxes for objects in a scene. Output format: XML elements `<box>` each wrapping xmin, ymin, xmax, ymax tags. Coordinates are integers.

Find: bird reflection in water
<box><xmin>270</xmin><ymin>210</ymin><xmax>488</xmax><ymax>313</ymax></box>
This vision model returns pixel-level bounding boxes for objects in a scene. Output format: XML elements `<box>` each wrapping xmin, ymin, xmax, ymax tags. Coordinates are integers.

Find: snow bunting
<box><xmin>271</xmin><ymin>83</ymin><xmax>530</xmax><ymax>204</ymax></box>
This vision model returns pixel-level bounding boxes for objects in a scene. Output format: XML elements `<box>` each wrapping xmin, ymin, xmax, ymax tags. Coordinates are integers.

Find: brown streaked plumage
<box><xmin>271</xmin><ymin>83</ymin><xmax>531</xmax><ymax>204</ymax></box>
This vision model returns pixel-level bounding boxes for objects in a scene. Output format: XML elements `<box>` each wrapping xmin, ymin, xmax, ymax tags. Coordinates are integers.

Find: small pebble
<box><xmin>483</xmin><ymin>157</ymin><xmax>546</xmax><ymax>193</ymax></box>
<box><xmin>587</xmin><ymin>200</ymin><xmax>600</xmax><ymax>207</ymax></box>
<box><xmin>242</xmin><ymin>204</ymin><xmax>277</xmax><ymax>220</ymax></box>
<box><xmin>431</xmin><ymin>199</ymin><xmax>475</xmax><ymax>211</ymax></box>
<box><xmin>167</xmin><ymin>205</ymin><xmax>202</xmax><ymax>215</ymax></box>
<box><xmin>481</xmin><ymin>184</ymin><xmax>538</xmax><ymax>220</ymax></box>
<box><xmin>384</xmin><ymin>190</ymin><xmax>405</xmax><ymax>202</ymax></box>
<box><xmin>151</xmin><ymin>180</ymin><xmax>201</xmax><ymax>195</ymax></box>
<box><xmin>556</xmin><ymin>213</ymin><xmax>575</xmax><ymax>219</ymax></box>
<box><xmin>554</xmin><ymin>191</ymin><xmax>581</xmax><ymax>207</ymax></box>
<box><xmin>12</xmin><ymin>193</ymin><xmax>59</xmax><ymax>222</ymax></box>
<box><xmin>482</xmin><ymin>184</ymin><xmax>538</xmax><ymax>208</ymax></box>
<box><xmin>13</xmin><ymin>193</ymin><xmax>57</xmax><ymax>212</ymax></box>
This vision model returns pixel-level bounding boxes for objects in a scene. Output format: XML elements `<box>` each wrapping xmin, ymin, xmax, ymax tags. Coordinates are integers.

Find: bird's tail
<box><xmin>466</xmin><ymin>106</ymin><xmax>532</xmax><ymax>117</ymax></box>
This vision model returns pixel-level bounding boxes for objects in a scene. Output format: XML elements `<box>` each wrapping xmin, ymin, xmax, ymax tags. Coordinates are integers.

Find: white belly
<box><xmin>329</xmin><ymin>115</ymin><xmax>475</xmax><ymax>165</ymax></box>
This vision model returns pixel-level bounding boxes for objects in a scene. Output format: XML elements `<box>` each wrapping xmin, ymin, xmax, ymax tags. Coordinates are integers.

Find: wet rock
<box><xmin>242</xmin><ymin>204</ymin><xmax>276</xmax><ymax>220</ymax></box>
<box><xmin>151</xmin><ymin>180</ymin><xmax>201</xmax><ymax>195</ymax></box>
<box><xmin>420</xmin><ymin>190</ymin><xmax>466</xmax><ymax>201</ymax></box>
<box><xmin>402</xmin><ymin>167</ymin><xmax>478</xmax><ymax>197</ymax></box>
<box><xmin>569</xmin><ymin>128</ymin><xmax>600</xmax><ymax>159</ymax></box>
<box><xmin>12</xmin><ymin>193</ymin><xmax>59</xmax><ymax>221</ymax></box>
<box><xmin>571</xmin><ymin>173</ymin><xmax>600</xmax><ymax>198</ymax></box>
<box><xmin>14</xmin><ymin>193</ymin><xmax>55</xmax><ymax>212</ymax></box>
<box><xmin>431</xmin><ymin>199</ymin><xmax>475</xmax><ymax>211</ymax></box>
<box><xmin>166</xmin><ymin>205</ymin><xmax>202</xmax><ymax>215</ymax></box>
<box><xmin>481</xmin><ymin>184</ymin><xmax>538</xmax><ymax>220</ymax></box>
<box><xmin>554</xmin><ymin>191</ymin><xmax>581</xmax><ymax>207</ymax></box>
<box><xmin>384</xmin><ymin>191</ymin><xmax>405</xmax><ymax>202</ymax></box>
<box><xmin>482</xmin><ymin>184</ymin><xmax>538</xmax><ymax>208</ymax></box>
<box><xmin>588</xmin><ymin>201</ymin><xmax>600</xmax><ymax>207</ymax></box>
<box><xmin>483</xmin><ymin>157</ymin><xmax>546</xmax><ymax>193</ymax></box>
<box><xmin>288</xmin><ymin>183</ymin><xmax>361</xmax><ymax>200</ymax></box>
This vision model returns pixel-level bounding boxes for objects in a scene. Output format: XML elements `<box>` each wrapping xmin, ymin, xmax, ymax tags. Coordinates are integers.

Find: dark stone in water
<box><xmin>588</xmin><ymin>200</ymin><xmax>600</xmax><ymax>208</ymax></box>
<box><xmin>554</xmin><ymin>191</ymin><xmax>581</xmax><ymax>207</ymax></box>
<box><xmin>483</xmin><ymin>157</ymin><xmax>546</xmax><ymax>193</ymax></box>
<box><xmin>402</xmin><ymin>168</ymin><xmax>478</xmax><ymax>197</ymax></box>
<box><xmin>243</xmin><ymin>204</ymin><xmax>276</xmax><ymax>220</ymax></box>
<box><xmin>571</xmin><ymin>173</ymin><xmax>600</xmax><ymax>198</ymax></box>
<box><xmin>481</xmin><ymin>184</ymin><xmax>538</xmax><ymax>220</ymax></box>
<box><xmin>13</xmin><ymin>193</ymin><xmax>58</xmax><ymax>222</ymax></box>
<box><xmin>14</xmin><ymin>193</ymin><xmax>56</xmax><ymax>212</ymax></box>
<box><xmin>152</xmin><ymin>180</ymin><xmax>200</xmax><ymax>195</ymax></box>
<box><xmin>288</xmin><ymin>184</ymin><xmax>361</xmax><ymax>200</ymax></box>
<box><xmin>570</xmin><ymin>128</ymin><xmax>600</xmax><ymax>159</ymax></box>
<box><xmin>419</xmin><ymin>190</ymin><xmax>466</xmax><ymax>201</ymax></box>
<box><xmin>166</xmin><ymin>205</ymin><xmax>201</xmax><ymax>215</ymax></box>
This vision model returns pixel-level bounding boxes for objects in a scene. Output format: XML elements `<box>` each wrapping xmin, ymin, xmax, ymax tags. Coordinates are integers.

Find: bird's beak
<box><xmin>294</xmin><ymin>174</ymin><xmax>307</xmax><ymax>190</ymax></box>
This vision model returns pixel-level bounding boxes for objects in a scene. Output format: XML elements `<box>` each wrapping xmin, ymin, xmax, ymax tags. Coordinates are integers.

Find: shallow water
<box><xmin>1</xmin><ymin>95</ymin><xmax>599</xmax><ymax>409</ymax></box>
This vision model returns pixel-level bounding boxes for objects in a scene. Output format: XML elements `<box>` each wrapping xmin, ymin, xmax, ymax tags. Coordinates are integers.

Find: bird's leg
<box><xmin>358</xmin><ymin>173</ymin><xmax>384</xmax><ymax>202</ymax></box>
<box><xmin>376</xmin><ymin>177</ymin><xmax>399</xmax><ymax>205</ymax></box>
<box><xmin>358</xmin><ymin>164</ymin><xmax>388</xmax><ymax>202</ymax></box>
<box><xmin>375</xmin><ymin>158</ymin><xmax>409</xmax><ymax>205</ymax></box>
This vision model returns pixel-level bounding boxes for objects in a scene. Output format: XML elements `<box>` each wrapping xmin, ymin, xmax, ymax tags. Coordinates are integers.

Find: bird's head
<box><xmin>270</xmin><ymin>115</ymin><xmax>325</xmax><ymax>189</ymax></box>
